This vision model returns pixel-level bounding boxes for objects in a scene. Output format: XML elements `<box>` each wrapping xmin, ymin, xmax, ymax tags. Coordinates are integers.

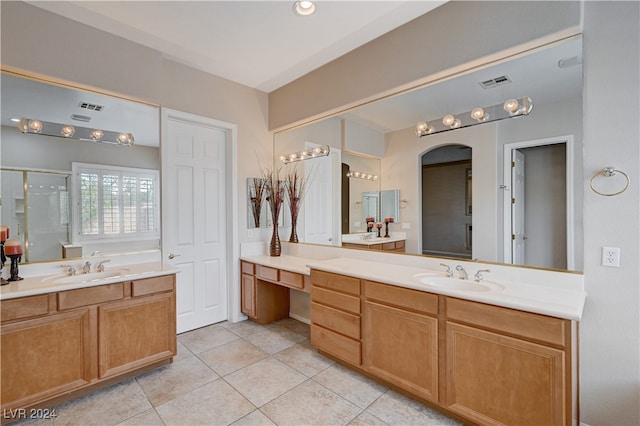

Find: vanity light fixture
<box><xmin>346</xmin><ymin>171</ymin><xmax>378</xmax><ymax>181</ymax></box>
<box><xmin>416</xmin><ymin>96</ymin><xmax>533</xmax><ymax>138</ymax></box>
<box><xmin>280</xmin><ymin>145</ymin><xmax>330</xmax><ymax>164</ymax></box>
<box><xmin>293</xmin><ymin>0</ymin><xmax>316</xmax><ymax>16</ymax></box>
<box><xmin>18</xmin><ymin>118</ymin><xmax>135</xmax><ymax>146</ymax></box>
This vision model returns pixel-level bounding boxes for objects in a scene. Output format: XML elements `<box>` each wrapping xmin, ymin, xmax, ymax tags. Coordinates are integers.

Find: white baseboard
<box><xmin>289</xmin><ymin>312</ymin><xmax>310</xmax><ymax>324</ymax></box>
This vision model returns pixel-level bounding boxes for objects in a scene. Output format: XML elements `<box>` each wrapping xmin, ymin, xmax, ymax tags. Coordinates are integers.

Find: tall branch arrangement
<box><xmin>262</xmin><ymin>167</ymin><xmax>284</xmax><ymax>228</ymax></box>
<box><xmin>285</xmin><ymin>165</ymin><xmax>310</xmax><ymax>243</ymax></box>
<box><xmin>249</xmin><ymin>177</ymin><xmax>266</xmax><ymax>228</ymax></box>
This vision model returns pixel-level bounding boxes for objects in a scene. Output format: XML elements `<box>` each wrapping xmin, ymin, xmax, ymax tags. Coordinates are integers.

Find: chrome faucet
<box><xmin>60</xmin><ymin>264</ymin><xmax>76</xmax><ymax>276</ymax></box>
<box><xmin>82</xmin><ymin>261</ymin><xmax>91</xmax><ymax>274</ymax></box>
<box><xmin>96</xmin><ymin>259</ymin><xmax>111</xmax><ymax>272</ymax></box>
<box><xmin>455</xmin><ymin>265</ymin><xmax>468</xmax><ymax>280</ymax></box>
<box><xmin>440</xmin><ymin>263</ymin><xmax>453</xmax><ymax>278</ymax></box>
<box><xmin>474</xmin><ymin>269</ymin><xmax>491</xmax><ymax>282</ymax></box>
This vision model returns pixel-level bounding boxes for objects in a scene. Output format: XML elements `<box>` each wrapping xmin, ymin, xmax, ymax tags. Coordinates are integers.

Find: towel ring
<box><xmin>589</xmin><ymin>167</ymin><xmax>630</xmax><ymax>196</ymax></box>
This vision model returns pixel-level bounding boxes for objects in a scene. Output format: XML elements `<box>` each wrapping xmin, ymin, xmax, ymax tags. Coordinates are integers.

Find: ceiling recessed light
<box><xmin>293</xmin><ymin>1</ymin><xmax>316</xmax><ymax>16</ymax></box>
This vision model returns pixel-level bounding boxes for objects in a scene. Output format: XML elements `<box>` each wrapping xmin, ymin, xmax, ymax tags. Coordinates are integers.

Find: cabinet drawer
<box><xmin>311</xmin><ymin>302</ymin><xmax>360</xmax><ymax>339</ymax></box>
<box><xmin>446</xmin><ymin>297</ymin><xmax>568</xmax><ymax>347</ymax></box>
<box><xmin>1</xmin><ymin>294</ymin><xmax>51</xmax><ymax>322</ymax></box>
<box><xmin>311</xmin><ymin>324</ymin><xmax>361</xmax><ymax>366</ymax></box>
<box><xmin>382</xmin><ymin>242</ymin><xmax>396</xmax><ymax>251</ymax></box>
<box><xmin>312</xmin><ymin>286</ymin><xmax>360</xmax><ymax>314</ymax></box>
<box><xmin>241</xmin><ymin>261</ymin><xmax>255</xmax><ymax>275</ymax></box>
<box><xmin>58</xmin><ymin>283</ymin><xmax>124</xmax><ymax>310</ymax></box>
<box><xmin>131</xmin><ymin>275</ymin><xmax>175</xmax><ymax>297</ymax></box>
<box><xmin>256</xmin><ymin>265</ymin><xmax>279</xmax><ymax>282</ymax></box>
<box><xmin>280</xmin><ymin>270</ymin><xmax>304</xmax><ymax>289</ymax></box>
<box><xmin>364</xmin><ymin>281</ymin><xmax>438</xmax><ymax>315</ymax></box>
<box><xmin>311</xmin><ymin>270</ymin><xmax>360</xmax><ymax>296</ymax></box>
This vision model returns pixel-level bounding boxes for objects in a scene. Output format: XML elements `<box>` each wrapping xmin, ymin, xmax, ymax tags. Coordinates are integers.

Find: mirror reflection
<box><xmin>274</xmin><ymin>38</ymin><xmax>583</xmax><ymax>271</ymax></box>
<box><xmin>1</xmin><ymin>71</ymin><xmax>161</xmax><ymax>263</ymax></box>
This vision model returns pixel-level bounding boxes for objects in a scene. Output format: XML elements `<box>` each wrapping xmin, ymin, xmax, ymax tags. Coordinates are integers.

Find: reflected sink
<box><xmin>42</xmin><ymin>269</ymin><xmax>131</xmax><ymax>285</ymax></box>
<box><xmin>413</xmin><ymin>274</ymin><xmax>503</xmax><ymax>292</ymax></box>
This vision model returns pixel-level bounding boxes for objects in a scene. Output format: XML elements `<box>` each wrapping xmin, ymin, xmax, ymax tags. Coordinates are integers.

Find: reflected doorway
<box><xmin>421</xmin><ymin>144</ymin><xmax>472</xmax><ymax>258</ymax></box>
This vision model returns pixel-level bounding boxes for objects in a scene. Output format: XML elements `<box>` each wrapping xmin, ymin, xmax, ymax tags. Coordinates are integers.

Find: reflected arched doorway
<box><xmin>421</xmin><ymin>144</ymin><xmax>472</xmax><ymax>258</ymax></box>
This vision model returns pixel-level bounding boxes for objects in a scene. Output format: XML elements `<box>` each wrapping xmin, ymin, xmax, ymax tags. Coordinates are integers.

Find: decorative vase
<box><xmin>289</xmin><ymin>215</ymin><xmax>299</xmax><ymax>243</ymax></box>
<box><xmin>270</xmin><ymin>223</ymin><xmax>281</xmax><ymax>256</ymax></box>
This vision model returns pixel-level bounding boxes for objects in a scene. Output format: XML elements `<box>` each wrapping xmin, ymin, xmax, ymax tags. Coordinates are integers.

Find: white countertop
<box><xmin>305</xmin><ymin>257</ymin><xmax>586</xmax><ymax>321</ymax></box>
<box><xmin>241</xmin><ymin>255</ymin><xmax>312</xmax><ymax>275</ymax></box>
<box><xmin>1</xmin><ymin>261</ymin><xmax>179</xmax><ymax>300</ymax></box>
<box><xmin>341</xmin><ymin>236</ymin><xmax>406</xmax><ymax>246</ymax></box>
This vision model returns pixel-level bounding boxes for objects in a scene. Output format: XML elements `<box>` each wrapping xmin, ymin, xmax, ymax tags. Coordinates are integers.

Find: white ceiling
<box><xmin>28</xmin><ymin>0</ymin><xmax>446</xmax><ymax>93</ymax></box>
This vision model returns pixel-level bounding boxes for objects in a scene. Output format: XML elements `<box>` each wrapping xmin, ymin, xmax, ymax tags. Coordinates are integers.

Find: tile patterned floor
<box><xmin>15</xmin><ymin>319</ymin><xmax>461</xmax><ymax>426</ymax></box>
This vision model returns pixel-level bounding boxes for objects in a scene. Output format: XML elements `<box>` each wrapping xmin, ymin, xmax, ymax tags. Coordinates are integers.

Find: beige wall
<box><xmin>269</xmin><ymin>1</ymin><xmax>581</xmax><ymax>131</ymax></box>
<box><xmin>1</xmin><ymin>1</ymin><xmax>271</xmax><ymax>248</ymax></box>
<box><xmin>269</xmin><ymin>2</ymin><xmax>639</xmax><ymax>425</ymax></box>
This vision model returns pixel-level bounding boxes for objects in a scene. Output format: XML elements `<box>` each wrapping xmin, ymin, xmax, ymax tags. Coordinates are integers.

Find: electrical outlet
<box><xmin>602</xmin><ymin>247</ymin><xmax>620</xmax><ymax>267</ymax></box>
<box><xmin>247</xmin><ymin>229</ymin><xmax>254</xmax><ymax>239</ymax></box>
<box><xmin>402</xmin><ymin>222</ymin><xmax>411</xmax><ymax>230</ymax></box>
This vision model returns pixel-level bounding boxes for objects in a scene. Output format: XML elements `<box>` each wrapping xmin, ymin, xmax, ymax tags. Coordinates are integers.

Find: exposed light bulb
<box><xmin>28</xmin><ymin>119</ymin><xmax>43</xmax><ymax>133</ymax></box>
<box><xmin>503</xmin><ymin>99</ymin><xmax>520</xmax><ymax>114</ymax></box>
<box><xmin>117</xmin><ymin>133</ymin><xmax>134</xmax><ymax>145</ymax></box>
<box><xmin>415</xmin><ymin>121</ymin><xmax>433</xmax><ymax>136</ymax></box>
<box><xmin>442</xmin><ymin>114</ymin><xmax>456</xmax><ymax>126</ymax></box>
<box><xmin>61</xmin><ymin>125</ymin><xmax>75</xmax><ymax>138</ymax></box>
<box><xmin>91</xmin><ymin>130</ymin><xmax>104</xmax><ymax>141</ymax></box>
<box><xmin>471</xmin><ymin>107</ymin><xmax>488</xmax><ymax>121</ymax></box>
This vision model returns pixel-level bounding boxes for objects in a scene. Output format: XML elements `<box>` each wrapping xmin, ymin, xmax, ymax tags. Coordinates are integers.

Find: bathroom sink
<box><xmin>413</xmin><ymin>274</ymin><xmax>502</xmax><ymax>292</ymax></box>
<box><xmin>42</xmin><ymin>269</ymin><xmax>131</xmax><ymax>285</ymax></box>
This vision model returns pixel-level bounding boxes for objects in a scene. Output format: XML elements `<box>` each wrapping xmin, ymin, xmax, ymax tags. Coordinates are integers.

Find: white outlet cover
<box><xmin>602</xmin><ymin>246</ymin><xmax>620</xmax><ymax>267</ymax></box>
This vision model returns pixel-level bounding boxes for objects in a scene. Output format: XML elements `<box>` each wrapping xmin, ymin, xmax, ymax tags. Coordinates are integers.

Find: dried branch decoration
<box><xmin>249</xmin><ymin>177</ymin><xmax>266</xmax><ymax>228</ymax></box>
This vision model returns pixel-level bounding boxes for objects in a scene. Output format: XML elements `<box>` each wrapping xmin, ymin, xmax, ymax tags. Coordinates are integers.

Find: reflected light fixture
<box><xmin>18</xmin><ymin>118</ymin><xmax>134</xmax><ymax>146</ymax></box>
<box><xmin>416</xmin><ymin>96</ymin><xmax>533</xmax><ymax>138</ymax></box>
<box><xmin>293</xmin><ymin>0</ymin><xmax>316</xmax><ymax>16</ymax></box>
<box><xmin>346</xmin><ymin>171</ymin><xmax>378</xmax><ymax>181</ymax></box>
<box><xmin>280</xmin><ymin>145</ymin><xmax>330</xmax><ymax>164</ymax></box>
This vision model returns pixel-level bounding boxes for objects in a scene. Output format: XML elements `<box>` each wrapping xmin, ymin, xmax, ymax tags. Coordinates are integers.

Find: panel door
<box><xmin>162</xmin><ymin>109</ymin><xmax>229</xmax><ymax>332</ymax></box>
<box><xmin>445</xmin><ymin>322</ymin><xmax>566</xmax><ymax>426</ymax></box>
<box><xmin>363</xmin><ymin>301</ymin><xmax>439</xmax><ymax>402</ymax></box>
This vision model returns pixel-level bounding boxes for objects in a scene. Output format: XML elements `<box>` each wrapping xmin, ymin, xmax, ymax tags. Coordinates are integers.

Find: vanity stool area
<box><xmin>241</xmin><ymin>246</ymin><xmax>585</xmax><ymax>426</ymax></box>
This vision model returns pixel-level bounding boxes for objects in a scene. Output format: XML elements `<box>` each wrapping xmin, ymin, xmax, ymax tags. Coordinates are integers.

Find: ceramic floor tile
<box><xmin>155</xmin><ymin>379</ymin><xmax>254</xmax><ymax>426</ymax></box>
<box><xmin>115</xmin><ymin>409</ymin><xmax>164</xmax><ymax>426</ymax></box>
<box><xmin>231</xmin><ymin>410</ymin><xmax>277</xmax><ymax>426</ymax></box>
<box><xmin>53</xmin><ymin>378</ymin><xmax>152</xmax><ymax>426</ymax></box>
<box><xmin>178</xmin><ymin>323</ymin><xmax>240</xmax><ymax>354</ymax></box>
<box><xmin>270</xmin><ymin>318</ymin><xmax>311</xmax><ymax>339</ymax></box>
<box><xmin>198</xmin><ymin>339</ymin><xmax>269</xmax><ymax>376</ymax></box>
<box><xmin>243</xmin><ymin>326</ymin><xmax>306</xmax><ymax>355</ymax></box>
<box><xmin>273</xmin><ymin>341</ymin><xmax>334</xmax><ymax>377</ymax></box>
<box><xmin>224</xmin><ymin>358</ymin><xmax>307</xmax><ymax>407</ymax></box>
<box><xmin>313</xmin><ymin>363</ymin><xmax>387</xmax><ymax>409</ymax></box>
<box><xmin>366</xmin><ymin>390</ymin><xmax>462</xmax><ymax>425</ymax></box>
<box><xmin>136</xmin><ymin>355</ymin><xmax>219</xmax><ymax>406</ymax></box>
<box><xmin>172</xmin><ymin>340</ymin><xmax>194</xmax><ymax>363</ymax></box>
<box><xmin>8</xmin><ymin>415</ymin><xmax>53</xmax><ymax>426</ymax></box>
<box><xmin>222</xmin><ymin>319</ymin><xmax>267</xmax><ymax>338</ymax></box>
<box><xmin>260</xmin><ymin>379</ymin><xmax>362</xmax><ymax>426</ymax></box>
<box><xmin>348</xmin><ymin>411</ymin><xmax>389</xmax><ymax>426</ymax></box>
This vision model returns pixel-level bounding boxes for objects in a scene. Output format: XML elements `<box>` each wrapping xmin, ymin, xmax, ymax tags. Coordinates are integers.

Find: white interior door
<box><xmin>511</xmin><ymin>149</ymin><xmax>526</xmax><ymax>264</ymax></box>
<box><xmin>162</xmin><ymin>109</ymin><xmax>228</xmax><ymax>333</ymax></box>
<box><xmin>304</xmin><ymin>143</ymin><xmax>341</xmax><ymax>245</ymax></box>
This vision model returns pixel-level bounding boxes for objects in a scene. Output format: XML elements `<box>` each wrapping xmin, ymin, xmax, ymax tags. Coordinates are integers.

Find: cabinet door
<box><xmin>241</xmin><ymin>273</ymin><xmax>256</xmax><ymax>318</ymax></box>
<box><xmin>1</xmin><ymin>308</ymin><xmax>94</xmax><ymax>409</ymax></box>
<box><xmin>445</xmin><ymin>322</ymin><xmax>566</xmax><ymax>426</ymax></box>
<box><xmin>363</xmin><ymin>301</ymin><xmax>438</xmax><ymax>402</ymax></box>
<box><xmin>98</xmin><ymin>292</ymin><xmax>176</xmax><ymax>379</ymax></box>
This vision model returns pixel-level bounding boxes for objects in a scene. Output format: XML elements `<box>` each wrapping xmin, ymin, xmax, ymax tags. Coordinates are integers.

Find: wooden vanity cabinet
<box><xmin>240</xmin><ymin>261</ymin><xmax>289</xmax><ymax>324</ymax></box>
<box><xmin>363</xmin><ymin>280</ymin><xmax>439</xmax><ymax>402</ymax></box>
<box><xmin>0</xmin><ymin>274</ymin><xmax>177</xmax><ymax>416</ymax></box>
<box><xmin>444</xmin><ymin>297</ymin><xmax>572</xmax><ymax>426</ymax></box>
<box><xmin>342</xmin><ymin>240</ymin><xmax>405</xmax><ymax>253</ymax></box>
<box><xmin>310</xmin><ymin>270</ymin><xmax>362</xmax><ymax>366</ymax></box>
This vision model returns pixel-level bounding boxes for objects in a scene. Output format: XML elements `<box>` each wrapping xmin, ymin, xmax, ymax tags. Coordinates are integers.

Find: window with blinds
<box><xmin>72</xmin><ymin>163</ymin><xmax>159</xmax><ymax>241</ymax></box>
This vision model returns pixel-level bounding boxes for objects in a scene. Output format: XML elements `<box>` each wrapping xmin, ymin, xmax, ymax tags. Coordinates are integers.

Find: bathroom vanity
<box><xmin>240</xmin><ymin>247</ymin><xmax>585</xmax><ymax>426</ymax></box>
<box><xmin>0</xmin><ymin>263</ymin><xmax>177</xmax><ymax>421</ymax></box>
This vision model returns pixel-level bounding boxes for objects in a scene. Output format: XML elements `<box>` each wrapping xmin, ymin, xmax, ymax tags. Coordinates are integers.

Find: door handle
<box><xmin>168</xmin><ymin>253</ymin><xmax>181</xmax><ymax>260</ymax></box>
<box><xmin>328</xmin><ymin>237</ymin><xmax>333</xmax><ymax>242</ymax></box>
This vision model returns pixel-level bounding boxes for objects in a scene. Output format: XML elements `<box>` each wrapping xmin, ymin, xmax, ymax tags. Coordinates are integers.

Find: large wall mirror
<box><xmin>274</xmin><ymin>37</ymin><xmax>583</xmax><ymax>272</ymax></box>
<box><xmin>1</xmin><ymin>70</ymin><xmax>161</xmax><ymax>263</ymax></box>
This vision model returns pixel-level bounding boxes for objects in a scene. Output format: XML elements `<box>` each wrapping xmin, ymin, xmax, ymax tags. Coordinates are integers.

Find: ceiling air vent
<box><xmin>71</xmin><ymin>114</ymin><xmax>91</xmax><ymax>122</ymax></box>
<box><xmin>479</xmin><ymin>75</ymin><xmax>512</xmax><ymax>89</ymax></box>
<box><xmin>78</xmin><ymin>102</ymin><xmax>104</xmax><ymax>112</ymax></box>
